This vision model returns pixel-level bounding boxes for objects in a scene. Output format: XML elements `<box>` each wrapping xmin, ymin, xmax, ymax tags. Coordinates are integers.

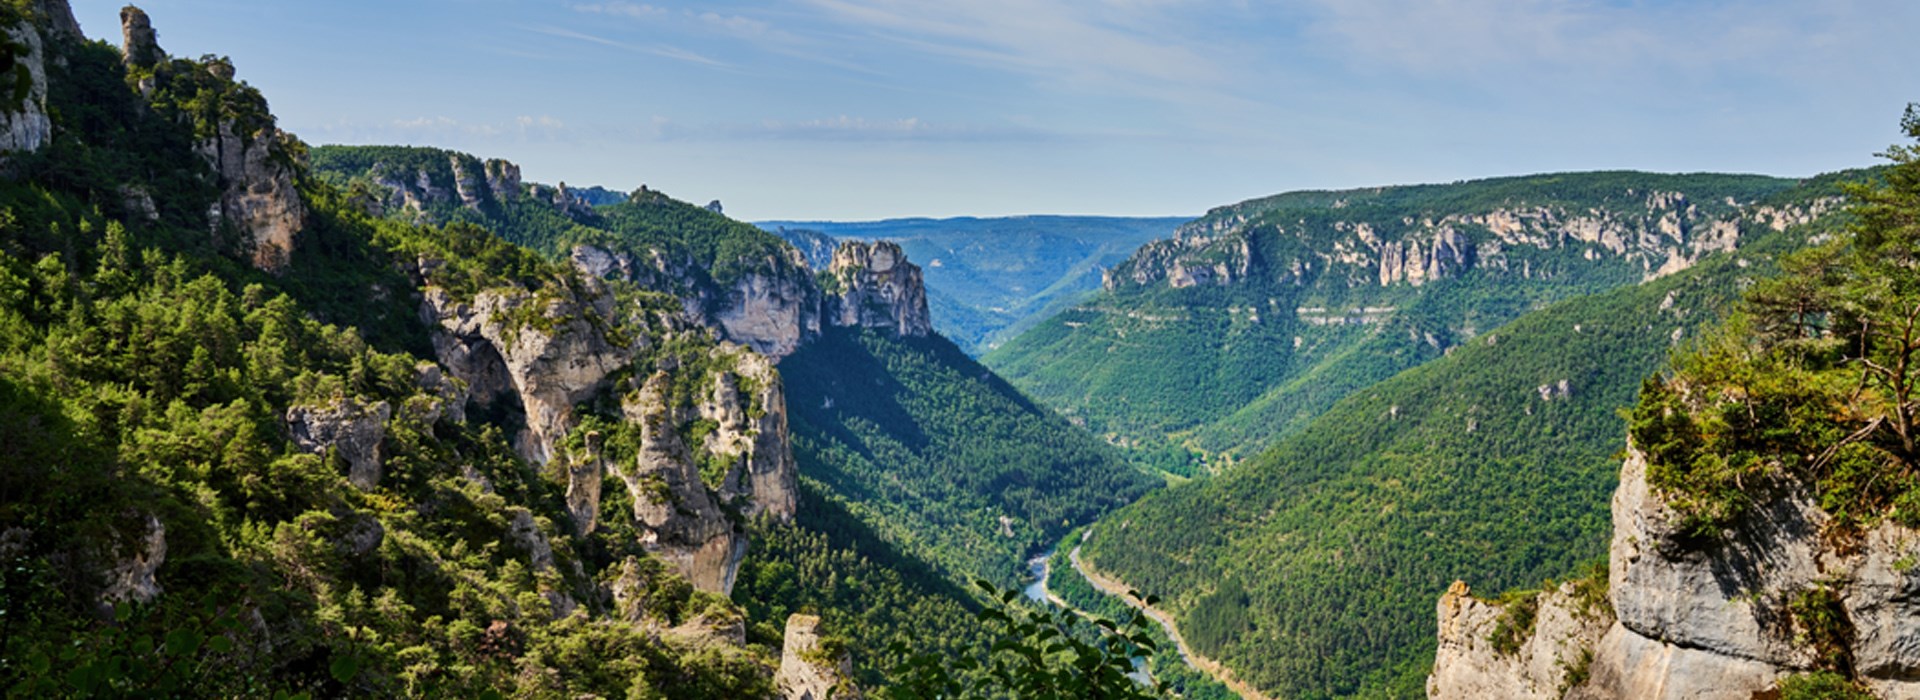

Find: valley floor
<box><xmin>1059</xmin><ymin>546</ymin><xmax>1273</xmax><ymax>700</ymax></box>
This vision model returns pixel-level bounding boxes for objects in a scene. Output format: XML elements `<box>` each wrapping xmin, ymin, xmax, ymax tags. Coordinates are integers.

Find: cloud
<box><xmin>653</xmin><ymin>115</ymin><xmax>1061</xmax><ymax>143</ymax></box>
<box><xmin>530</xmin><ymin>25</ymin><xmax>728</xmax><ymax>67</ymax></box>
<box><xmin>797</xmin><ymin>0</ymin><xmax>1224</xmax><ymax>99</ymax></box>
<box><xmin>1295</xmin><ymin>0</ymin><xmax>1886</xmax><ymax>83</ymax></box>
<box><xmin>570</xmin><ymin>2</ymin><xmax>668</xmax><ymax>19</ymax></box>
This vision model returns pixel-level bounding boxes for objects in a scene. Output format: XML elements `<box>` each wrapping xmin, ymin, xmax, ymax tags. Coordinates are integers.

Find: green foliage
<box><xmin>1067</xmin><ymin>228</ymin><xmax>1824</xmax><ymax>698</ymax></box>
<box><xmin>781</xmin><ymin>326</ymin><xmax>1156</xmax><ymax>588</ymax></box>
<box><xmin>1630</xmin><ymin>107</ymin><xmax>1920</xmax><ymax>537</ymax></box>
<box><xmin>987</xmin><ymin>172</ymin><xmax>1803</xmax><ymax>470</ymax></box>
<box><xmin>883</xmin><ymin>580</ymin><xmax>1169</xmax><ymax>700</ymax></box>
<box><xmin>732</xmin><ymin>487</ymin><xmax>1001</xmax><ymax>690</ymax></box>
<box><xmin>1040</xmin><ymin>542</ymin><xmax>1238</xmax><ymax>700</ymax></box>
<box><xmin>0</xmin><ymin>33</ymin><xmax>783</xmax><ymax>697</ymax></box>
<box><xmin>1788</xmin><ymin>580</ymin><xmax>1855</xmax><ymax>674</ymax></box>
<box><xmin>1487</xmin><ymin>588</ymin><xmax>1542</xmax><ymax>657</ymax></box>
<box><xmin>1777</xmin><ymin>671</ymin><xmax>1877</xmax><ymax>700</ymax></box>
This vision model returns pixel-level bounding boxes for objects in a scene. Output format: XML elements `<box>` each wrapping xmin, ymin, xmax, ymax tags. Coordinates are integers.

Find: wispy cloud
<box><xmin>1296</xmin><ymin>0</ymin><xmax>1882</xmax><ymax>84</ymax></box>
<box><xmin>530</xmin><ymin>25</ymin><xmax>728</xmax><ymax>67</ymax></box>
<box><xmin>796</xmin><ymin>0</ymin><xmax>1225</xmax><ymax>100</ymax></box>
<box><xmin>570</xmin><ymin>2</ymin><xmax>668</xmax><ymax>19</ymax></box>
<box><xmin>652</xmin><ymin>115</ymin><xmax>1062</xmax><ymax>143</ymax></box>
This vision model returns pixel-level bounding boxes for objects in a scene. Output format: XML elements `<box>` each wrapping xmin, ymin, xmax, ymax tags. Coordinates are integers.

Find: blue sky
<box><xmin>70</xmin><ymin>0</ymin><xmax>1920</xmax><ymax>221</ymax></box>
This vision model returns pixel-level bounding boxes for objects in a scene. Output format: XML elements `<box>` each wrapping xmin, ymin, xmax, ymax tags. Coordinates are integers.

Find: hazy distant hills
<box><xmin>758</xmin><ymin>216</ymin><xmax>1188</xmax><ymax>354</ymax></box>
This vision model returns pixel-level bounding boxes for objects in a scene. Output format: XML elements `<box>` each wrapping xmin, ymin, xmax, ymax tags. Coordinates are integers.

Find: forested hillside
<box><xmin>781</xmin><ymin>326</ymin><xmax>1155</xmax><ymax>586</ymax></box>
<box><xmin>0</xmin><ymin>9</ymin><xmax>796</xmax><ymax>695</ymax></box>
<box><xmin>986</xmin><ymin>173</ymin><xmax>1806</xmax><ymax>467</ymax></box>
<box><xmin>1069</xmin><ymin>173</ymin><xmax>1860</xmax><ymax>698</ymax></box>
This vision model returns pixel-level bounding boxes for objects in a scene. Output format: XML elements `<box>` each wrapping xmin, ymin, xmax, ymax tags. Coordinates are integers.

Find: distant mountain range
<box><xmin>758</xmin><ymin>216</ymin><xmax>1188</xmax><ymax>355</ymax></box>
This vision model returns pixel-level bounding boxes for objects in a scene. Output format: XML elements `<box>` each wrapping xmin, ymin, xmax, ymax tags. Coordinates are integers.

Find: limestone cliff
<box><xmin>417</xmin><ymin>264</ymin><xmax>798</xmax><ymax>593</ymax></box>
<box><xmin>1108</xmin><ymin>182</ymin><xmax>1797</xmax><ymax>295</ymax></box>
<box><xmin>613</xmin><ymin>370</ymin><xmax>747</xmax><ymax>593</ymax></box>
<box><xmin>286</xmin><ymin>397</ymin><xmax>392</xmax><ymax>489</ymax></box>
<box><xmin>1428</xmin><ymin>580</ymin><xmax>1612</xmax><ymax>700</ymax></box>
<box><xmin>0</xmin><ymin>12</ymin><xmax>52</xmax><ymax>156</ymax></box>
<box><xmin>777</xmin><ymin>614</ymin><xmax>860</xmax><ymax>700</ymax></box>
<box><xmin>119</xmin><ymin>6</ymin><xmax>308</xmax><ymax>273</ymax></box>
<box><xmin>1430</xmin><ymin>446</ymin><xmax>1920</xmax><ymax>699</ymax></box>
<box><xmin>823</xmin><ymin>240</ymin><xmax>932</xmax><ymax>338</ymax></box>
<box><xmin>365</xmin><ymin>151</ymin><xmax>527</xmax><ymax>218</ymax></box>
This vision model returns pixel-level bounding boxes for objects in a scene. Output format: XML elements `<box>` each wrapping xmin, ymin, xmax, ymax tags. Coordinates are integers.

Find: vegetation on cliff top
<box><xmin>1069</xmin><ymin>173</ymin><xmax>1849</xmax><ymax>698</ymax></box>
<box><xmin>1631</xmin><ymin>105</ymin><xmax>1920</xmax><ymax>537</ymax></box>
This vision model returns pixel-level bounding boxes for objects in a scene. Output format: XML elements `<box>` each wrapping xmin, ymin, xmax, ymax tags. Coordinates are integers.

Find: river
<box><xmin>1023</xmin><ymin>547</ymin><xmax>1152</xmax><ymax>686</ymax></box>
<box><xmin>1023</xmin><ymin>549</ymin><xmax>1054</xmax><ymax>603</ymax></box>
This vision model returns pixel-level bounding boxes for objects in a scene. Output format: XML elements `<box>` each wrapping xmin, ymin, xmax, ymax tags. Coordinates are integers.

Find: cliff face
<box><xmin>777</xmin><ymin>614</ymin><xmax>861</xmax><ymax>700</ymax></box>
<box><xmin>1106</xmin><ymin>182</ymin><xmax>1814</xmax><ymax>295</ymax></box>
<box><xmin>1430</xmin><ymin>446</ymin><xmax>1920</xmax><ymax>699</ymax></box>
<box><xmin>417</xmin><ymin>263</ymin><xmax>799</xmax><ymax>594</ymax></box>
<box><xmin>117</xmin><ymin>7</ymin><xmax>308</xmax><ymax>273</ymax></box>
<box><xmin>368</xmin><ymin>152</ymin><xmax>527</xmax><ymax>218</ymax></box>
<box><xmin>0</xmin><ymin>15</ymin><xmax>52</xmax><ymax>156</ymax></box>
<box><xmin>1429</xmin><ymin>580</ymin><xmax>1612</xmax><ymax>700</ymax></box>
<box><xmin>824</xmin><ymin>240</ymin><xmax>933</xmax><ymax>338</ymax></box>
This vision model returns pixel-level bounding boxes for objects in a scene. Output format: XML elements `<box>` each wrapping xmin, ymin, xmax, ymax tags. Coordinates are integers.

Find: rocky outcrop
<box><xmin>34</xmin><ymin>0</ymin><xmax>80</xmax><ymax>40</ymax></box>
<box><xmin>824</xmin><ymin>241</ymin><xmax>931</xmax><ymax>337</ymax></box>
<box><xmin>0</xmin><ymin>16</ymin><xmax>52</xmax><ymax>156</ymax></box>
<box><xmin>1429</xmin><ymin>580</ymin><xmax>1612</xmax><ymax>700</ymax></box>
<box><xmin>777</xmin><ymin>614</ymin><xmax>859</xmax><ymax>700</ymax></box>
<box><xmin>1111</xmin><ymin>187</ymin><xmax>1766</xmax><ymax>294</ymax></box>
<box><xmin>570</xmin><ymin>243</ymin><xmax>825</xmax><ymax>360</ymax></box>
<box><xmin>287</xmin><ymin>397</ymin><xmax>391</xmax><ymax>489</ymax></box>
<box><xmin>1430</xmin><ymin>445</ymin><xmax>1920</xmax><ymax>699</ymax></box>
<box><xmin>100</xmin><ymin>514</ymin><xmax>166</xmax><ymax>606</ymax></box>
<box><xmin>119</xmin><ymin>6</ymin><xmax>161</xmax><ymax>68</ymax></box>
<box><xmin>701</xmin><ymin>348</ymin><xmax>798</xmax><ymax>521</ymax></box>
<box><xmin>422</xmin><ymin>284</ymin><xmax>630</xmax><ymax>466</ymax></box>
<box><xmin>198</xmin><ymin>122</ymin><xmax>307</xmax><ymax>272</ymax></box>
<box><xmin>613</xmin><ymin>371</ymin><xmax>745</xmax><ymax>593</ymax></box>
<box><xmin>484</xmin><ymin>159</ymin><xmax>520</xmax><ymax>201</ymax></box>
<box><xmin>713</xmin><ymin>264</ymin><xmax>821</xmax><ymax>359</ymax></box>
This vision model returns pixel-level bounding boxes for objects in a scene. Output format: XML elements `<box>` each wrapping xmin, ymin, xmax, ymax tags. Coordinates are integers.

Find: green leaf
<box><xmin>26</xmin><ymin>650</ymin><xmax>48</xmax><ymax>676</ymax></box>
<box><xmin>208</xmin><ymin>635</ymin><xmax>234</xmax><ymax>654</ymax></box>
<box><xmin>166</xmin><ymin>628</ymin><xmax>202</xmax><ymax>657</ymax></box>
<box><xmin>329</xmin><ymin>655</ymin><xmax>358</xmax><ymax>684</ymax></box>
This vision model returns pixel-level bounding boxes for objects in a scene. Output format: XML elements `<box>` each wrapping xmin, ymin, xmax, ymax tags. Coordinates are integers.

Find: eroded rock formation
<box><xmin>0</xmin><ymin>16</ymin><xmax>52</xmax><ymax>156</ymax></box>
<box><xmin>1430</xmin><ymin>446</ymin><xmax>1920</xmax><ymax>699</ymax></box>
<box><xmin>287</xmin><ymin>397</ymin><xmax>391</xmax><ymax>489</ymax></box>
<box><xmin>824</xmin><ymin>240</ymin><xmax>931</xmax><ymax>337</ymax></box>
<box><xmin>614</xmin><ymin>371</ymin><xmax>745</xmax><ymax>593</ymax></box>
<box><xmin>1429</xmin><ymin>580</ymin><xmax>1612</xmax><ymax>699</ymax></box>
<box><xmin>777</xmin><ymin>613</ymin><xmax>860</xmax><ymax>700</ymax></box>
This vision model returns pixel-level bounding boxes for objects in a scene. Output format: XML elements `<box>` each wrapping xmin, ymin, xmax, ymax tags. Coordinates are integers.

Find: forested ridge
<box><xmin>1069</xmin><ymin>172</ymin><xmax>1860</xmax><ymax>699</ymax></box>
<box><xmin>986</xmin><ymin>172</ymin><xmax>1805</xmax><ymax>470</ymax></box>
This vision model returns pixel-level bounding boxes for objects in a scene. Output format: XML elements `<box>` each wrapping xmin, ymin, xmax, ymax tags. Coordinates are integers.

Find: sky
<box><xmin>68</xmin><ymin>0</ymin><xmax>1920</xmax><ymax>221</ymax></box>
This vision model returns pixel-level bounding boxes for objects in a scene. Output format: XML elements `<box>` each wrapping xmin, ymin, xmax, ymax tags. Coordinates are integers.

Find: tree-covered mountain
<box><xmin>759</xmin><ymin>216</ymin><xmax>1186</xmax><ymax>355</ymax></box>
<box><xmin>1431</xmin><ymin>108</ymin><xmax>1920</xmax><ymax>700</ymax></box>
<box><xmin>0</xmin><ymin>4</ymin><xmax>1163</xmax><ymax>697</ymax></box>
<box><xmin>306</xmin><ymin>91</ymin><xmax>1159</xmax><ymax>697</ymax></box>
<box><xmin>1064</xmin><ymin>175</ymin><xmax>1858</xmax><ymax>699</ymax></box>
<box><xmin>0</xmin><ymin>5</ymin><xmax>828</xmax><ymax>695</ymax></box>
<box><xmin>985</xmin><ymin>173</ymin><xmax>1813</xmax><ymax>469</ymax></box>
